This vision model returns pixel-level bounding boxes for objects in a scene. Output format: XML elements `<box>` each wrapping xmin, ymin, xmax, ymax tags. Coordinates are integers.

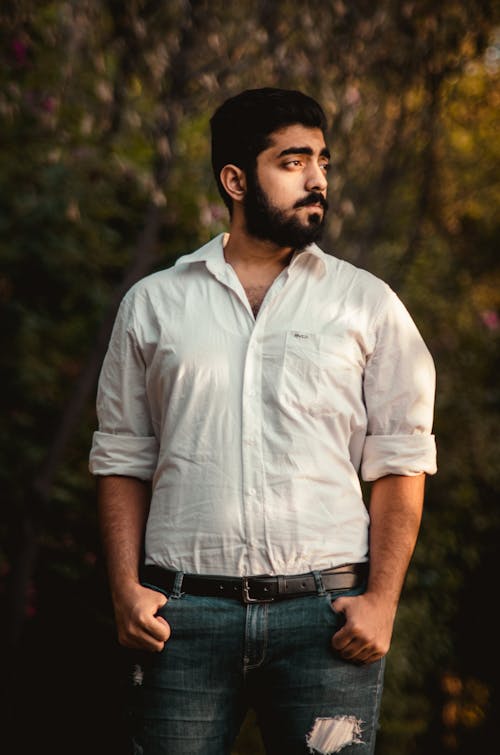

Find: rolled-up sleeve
<box><xmin>89</xmin><ymin>292</ymin><xmax>158</xmax><ymax>480</ymax></box>
<box><xmin>361</xmin><ymin>289</ymin><xmax>437</xmax><ymax>481</ymax></box>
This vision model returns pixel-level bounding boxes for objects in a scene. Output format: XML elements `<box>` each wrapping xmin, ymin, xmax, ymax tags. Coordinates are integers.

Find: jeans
<box><xmin>128</xmin><ymin>574</ymin><xmax>385</xmax><ymax>754</ymax></box>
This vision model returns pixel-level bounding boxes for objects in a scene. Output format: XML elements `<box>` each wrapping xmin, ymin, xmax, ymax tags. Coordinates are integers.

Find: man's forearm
<box><xmin>97</xmin><ymin>475</ymin><xmax>171</xmax><ymax>651</ymax></box>
<box><xmin>97</xmin><ymin>474</ymin><xmax>151</xmax><ymax>599</ymax></box>
<box><xmin>366</xmin><ymin>472</ymin><xmax>426</xmax><ymax>610</ymax></box>
<box><xmin>331</xmin><ymin>473</ymin><xmax>426</xmax><ymax>662</ymax></box>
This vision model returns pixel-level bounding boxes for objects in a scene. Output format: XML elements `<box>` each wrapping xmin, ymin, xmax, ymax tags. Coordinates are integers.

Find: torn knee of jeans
<box><xmin>306</xmin><ymin>715</ymin><xmax>363</xmax><ymax>754</ymax></box>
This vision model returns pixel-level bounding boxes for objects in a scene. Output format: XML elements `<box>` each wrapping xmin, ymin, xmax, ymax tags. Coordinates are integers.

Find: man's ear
<box><xmin>219</xmin><ymin>164</ymin><xmax>246</xmax><ymax>204</ymax></box>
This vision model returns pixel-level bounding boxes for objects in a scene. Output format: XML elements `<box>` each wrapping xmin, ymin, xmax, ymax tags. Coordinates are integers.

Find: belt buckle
<box><xmin>242</xmin><ymin>577</ymin><xmax>274</xmax><ymax>604</ymax></box>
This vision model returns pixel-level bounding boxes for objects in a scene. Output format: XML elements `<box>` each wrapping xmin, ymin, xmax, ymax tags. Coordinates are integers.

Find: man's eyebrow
<box><xmin>277</xmin><ymin>146</ymin><xmax>331</xmax><ymax>159</ymax></box>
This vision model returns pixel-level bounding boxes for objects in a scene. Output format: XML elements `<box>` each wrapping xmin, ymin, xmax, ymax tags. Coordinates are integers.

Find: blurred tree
<box><xmin>0</xmin><ymin>1</ymin><xmax>498</xmax><ymax>753</ymax></box>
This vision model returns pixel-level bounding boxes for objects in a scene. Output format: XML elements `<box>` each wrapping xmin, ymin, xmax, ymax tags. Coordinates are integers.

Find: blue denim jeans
<box><xmin>128</xmin><ymin>574</ymin><xmax>385</xmax><ymax>754</ymax></box>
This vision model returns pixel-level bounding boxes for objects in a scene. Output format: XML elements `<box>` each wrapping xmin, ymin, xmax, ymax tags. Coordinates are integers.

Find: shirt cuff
<box><xmin>361</xmin><ymin>434</ymin><xmax>437</xmax><ymax>481</ymax></box>
<box><xmin>88</xmin><ymin>431</ymin><xmax>159</xmax><ymax>480</ymax></box>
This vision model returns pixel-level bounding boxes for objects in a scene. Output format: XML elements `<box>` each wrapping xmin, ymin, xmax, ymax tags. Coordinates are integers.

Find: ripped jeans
<box><xmin>127</xmin><ymin>577</ymin><xmax>385</xmax><ymax>755</ymax></box>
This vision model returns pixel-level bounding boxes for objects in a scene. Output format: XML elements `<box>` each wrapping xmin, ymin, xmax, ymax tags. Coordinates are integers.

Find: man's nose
<box><xmin>305</xmin><ymin>163</ymin><xmax>328</xmax><ymax>193</ymax></box>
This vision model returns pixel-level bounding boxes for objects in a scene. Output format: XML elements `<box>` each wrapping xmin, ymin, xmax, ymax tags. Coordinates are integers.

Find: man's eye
<box><xmin>285</xmin><ymin>160</ymin><xmax>302</xmax><ymax>167</ymax></box>
<box><xmin>321</xmin><ymin>163</ymin><xmax>331</xmax><ymax>172</ymax></box>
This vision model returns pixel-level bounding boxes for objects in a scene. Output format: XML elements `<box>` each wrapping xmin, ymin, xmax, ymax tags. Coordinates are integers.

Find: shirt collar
<box><xmin>174</xmin><ymin>233</ymin><xmax>228</xmax><ymax>277</ymax></box>
<box><xmin>175</xmin><ymin>232</ymin><xmax>328</xmax><ymax>278</ymax></box>
<box><xmin>289</xmin><ymin>243</ymin><xmax>328</xmax><ymax>277</ymax></box>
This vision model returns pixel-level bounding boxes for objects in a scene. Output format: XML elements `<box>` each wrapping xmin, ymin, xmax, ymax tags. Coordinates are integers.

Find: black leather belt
<box><xmin>140</xmin><ymin>563</ymin><xmax>368</xmax><ymax>604</ymax></box>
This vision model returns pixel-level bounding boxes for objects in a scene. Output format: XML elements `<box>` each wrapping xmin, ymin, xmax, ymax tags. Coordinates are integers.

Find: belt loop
<box><xmin>171</xmin><ymin>571</ymin><xmax>184</xmax><ymax>599</ymax></box>
<box><xmin>312</xmin><ymin>570</ymin><xmax>326</xmax><ymax>596</ymax></box>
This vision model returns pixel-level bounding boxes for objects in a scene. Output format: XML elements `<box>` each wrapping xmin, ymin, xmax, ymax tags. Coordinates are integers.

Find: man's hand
<box><xmin>113</xmin><ymin>582</ymin><xmax>171</xmax><ymax>652</ymax></box>
<box><xmin>330</xmin><ymin>592</ymin><xmax>396</xmax><ymax>665</ymax></box>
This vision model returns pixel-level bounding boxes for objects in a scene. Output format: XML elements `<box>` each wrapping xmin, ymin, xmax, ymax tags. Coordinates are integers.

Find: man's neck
<box><xmin>222</xmin><ymin>227</ymin><xmax>292</xmax><ymax>317</ymax></box>
<box><xmin>223</xmin><ymin>224</ymin><xmax>294</xmax><ymax>278</ymax></box>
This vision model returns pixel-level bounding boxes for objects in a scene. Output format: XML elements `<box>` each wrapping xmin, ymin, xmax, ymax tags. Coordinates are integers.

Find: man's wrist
<box><xmin>363</xmin><ymin>584</ymin><xmax>400</xmax><ymax>613</ymax></box>
<box><xmin>109</xmin><ymin>573</ymin><xmax>143</xmax><ymax>602</ymax></box>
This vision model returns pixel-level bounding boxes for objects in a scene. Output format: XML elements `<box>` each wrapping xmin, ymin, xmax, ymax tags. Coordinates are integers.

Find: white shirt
<box><xmin>89</xmin><ymin>233</ymin><xmax>437</xmax><ymax>576</ymax></box>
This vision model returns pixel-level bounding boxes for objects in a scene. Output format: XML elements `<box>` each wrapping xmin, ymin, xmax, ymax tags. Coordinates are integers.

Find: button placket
<box><xmin>241</xmin><ymin>317</ymin><xmax>267</xmax><ymax>566</ymax></box>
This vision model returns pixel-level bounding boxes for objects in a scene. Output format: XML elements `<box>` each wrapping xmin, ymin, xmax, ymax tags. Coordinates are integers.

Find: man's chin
<box><xmin>306</xmin><ymin>211</ymin><xmax>323</xmax><ymax>226</ymax></box>
<box><xmin>291</xmin><ymin>220</ymin><xmax>325</xmax><ymax>250</ymax></box>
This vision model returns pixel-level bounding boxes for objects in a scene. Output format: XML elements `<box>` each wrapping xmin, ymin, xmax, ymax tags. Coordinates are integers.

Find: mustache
<box><xmin>293</xmin><ymin>192</ymin><xmax>328</xmax><ymax>211</ymax></box>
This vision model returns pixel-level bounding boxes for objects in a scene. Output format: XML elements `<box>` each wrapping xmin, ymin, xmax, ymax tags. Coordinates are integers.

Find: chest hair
<box><xmin>243</xmin><ymin>283</ymin><xmax>272</xmax><ymax>317</ymax></box>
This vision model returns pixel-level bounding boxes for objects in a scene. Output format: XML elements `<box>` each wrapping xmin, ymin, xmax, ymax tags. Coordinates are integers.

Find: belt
<box><xmin>140</xmin><ymin>563</ymin><xmax>368</xmax><ymax>604</ymax></box>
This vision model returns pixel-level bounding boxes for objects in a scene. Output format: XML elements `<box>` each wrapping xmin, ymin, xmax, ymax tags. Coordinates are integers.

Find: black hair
<box><xmin>210</xmin><ymin>87</ymin><xmax>328</xmax><ymax>213</ymax></box>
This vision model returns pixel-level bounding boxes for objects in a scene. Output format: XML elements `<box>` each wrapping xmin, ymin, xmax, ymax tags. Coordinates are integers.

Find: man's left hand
<box><xmin>330</xmin><ymin>592</ymin><xmax>396</xmax><ymax>665</ymax></box>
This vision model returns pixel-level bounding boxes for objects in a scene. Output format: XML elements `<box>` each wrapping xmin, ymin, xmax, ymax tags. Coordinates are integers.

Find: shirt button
<box><xmin>247</xmin><ymin>389</ymin><xmax>256</xmax><ymax>397</ymax></box>
<box><xmin>248</xmin><ymin>488</ymin><xmax>256</xmax><ymax>496</ymax></box>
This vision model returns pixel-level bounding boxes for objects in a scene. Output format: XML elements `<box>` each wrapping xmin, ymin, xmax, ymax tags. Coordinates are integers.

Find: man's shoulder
<box><xmin>120</xmin><ymin>267</ymin><xmax>179</xmax><ymax>314</ymax></box>
<box><xmin>124</xmin><ymin>234</ymin><xmax>223</xmax><ymax>303</ymax></box>
<box><xmin>315</xmin><ymin>245</ymin><xmax>392</xmax><ymax>299</ymax></box>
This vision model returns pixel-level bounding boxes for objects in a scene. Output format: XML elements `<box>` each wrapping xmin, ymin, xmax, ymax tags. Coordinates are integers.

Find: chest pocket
<box><xmin>281</xmin><ymin>330</ymin><xmax>363</xmax><ymax>416</ymax></box>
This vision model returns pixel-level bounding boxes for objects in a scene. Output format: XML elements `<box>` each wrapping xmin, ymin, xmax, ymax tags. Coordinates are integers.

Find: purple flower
<box><xmin>480</xmin><ymin>309</ymin><xmax>499</xmax><ymax>331</ymax></box>
<box><xmin>12</xmin><ymin>39</ymin><xmax>28</xmax><ymax>65</ymax></box>
<box><xmin>41</xmin><ymin>96</ymin><xmax>57</xmax><ymax>113</ymax></box>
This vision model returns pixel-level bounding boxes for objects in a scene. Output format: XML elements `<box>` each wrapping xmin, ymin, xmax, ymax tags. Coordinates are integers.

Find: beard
<box><xmin>243</xmin><ymin>172</ymin><xmax>328</xmax><ymax>251</ymax></box>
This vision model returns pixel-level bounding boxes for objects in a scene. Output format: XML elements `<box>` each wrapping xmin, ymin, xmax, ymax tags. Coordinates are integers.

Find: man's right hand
<box><xmin>112</xmin><ymin>583</ymin><xmax>171</xmax><ymax>652</ymax></box>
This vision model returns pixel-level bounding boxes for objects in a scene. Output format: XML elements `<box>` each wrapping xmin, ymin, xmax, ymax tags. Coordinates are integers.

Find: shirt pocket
<box><xmin>282</xmin><ymin>330</ymin><xmax>362</xmax><ymax>416</ymax></box>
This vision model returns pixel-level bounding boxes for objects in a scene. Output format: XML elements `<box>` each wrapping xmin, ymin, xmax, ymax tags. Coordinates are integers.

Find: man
<box><xmin>89</xmin><ymin>88</ymin><xmax>437</xmax><ymax>754</ymax></box>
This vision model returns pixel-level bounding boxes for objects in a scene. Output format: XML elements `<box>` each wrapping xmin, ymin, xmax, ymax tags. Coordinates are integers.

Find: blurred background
<box><xmin>1</xmin><ymin>1</ymin><xmax>499</xmax><ymax>753</ymax></box>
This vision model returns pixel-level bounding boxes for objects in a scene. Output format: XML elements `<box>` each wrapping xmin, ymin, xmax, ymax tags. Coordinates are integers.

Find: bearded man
<box><xmin>89</xmin><ymin>87</ymin><xmax>437</xmax><ymax>754</ymax></box>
